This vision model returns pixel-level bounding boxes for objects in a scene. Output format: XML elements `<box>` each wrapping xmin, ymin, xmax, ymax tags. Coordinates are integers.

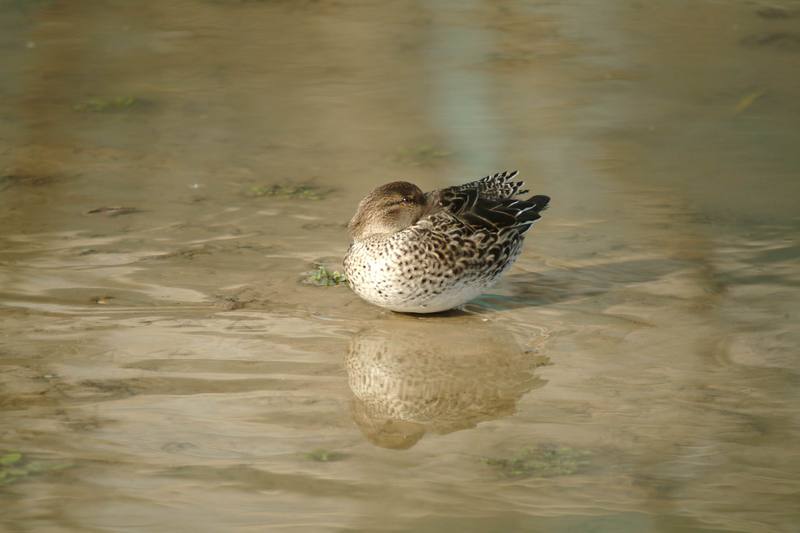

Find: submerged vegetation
<box><xmin>305</xmin><ymin>265</ymin><xmax>347</xmax><ymax>286</ymax></box>
<box><xmin>0</xmin><ymin>173</ymin><xmax>60</xmax><ymax>190</ymax></box>
<box><xmin>73</xmin><ymin>96</ymin><xmax>146</xmax><ymax>113</ymax></box>
<box><xmin>483</xmin><ymin>444</ymin><xmax>591</xmax><ymax>478</ymax></box>
<box><xmin>395</xmin><ymin>145</ymin><xmax>452</xmax><ymax>167</ymax></box>
<box><xmin>244</xmin><ymin>183</ymin><xmax>331</xmax><ymax>200</ymax></box>
<box><xmin>740</xmin><ymin>31</ymin><xmax>800</xmax><ymax>51</ymax></box>
<box><xmin>0</xmin><ymin>451</ymin><xmax>71</xmax><ymax>486</ymax></box>
<box><xmin>305</xmin><ymin>449</ymin><xmax>346</xmax><ymax>462</ymax></box>
<box><xmin>85</xmin><ymin>206</ymin><xmax>143</xmax><ymax>217</ymax></box>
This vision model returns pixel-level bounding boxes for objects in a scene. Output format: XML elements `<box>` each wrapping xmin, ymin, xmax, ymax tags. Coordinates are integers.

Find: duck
<box><xmin>343</xmin><ymin>170</ymin><xmax>550</xmax><ymax>313</ymax></box>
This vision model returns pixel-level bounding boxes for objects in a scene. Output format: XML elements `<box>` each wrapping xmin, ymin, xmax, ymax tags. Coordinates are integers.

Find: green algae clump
<box><xmin>306</xmin><ymin>265</ymin><xmax>347</xmax><ymax>287</ymax></box>
<box><xmin>245</xmin><ymin>183</ymin><xmax>330</xmax><ymax>200</ymax></box>
<box><xmin>483</xmin><ymin>444</ymin><xmax>591</xmax><ymax>478</ymax></box>
<box><xmin>306</xmin><ymin>449</ymin><xmax>346</xmax><ymax>462</ymax></box>
<box><xmin>73</xmin><ymin>96</ymin><xmax>144</xmax><ymax>113</ymax></box>
<box><xmin>0</xmin><ymin>451</ymin><xmax>71</xmax><ymax>486</ymax></box>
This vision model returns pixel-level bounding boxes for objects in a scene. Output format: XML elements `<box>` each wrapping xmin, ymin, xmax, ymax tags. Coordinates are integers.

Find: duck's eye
<box><xmin>401</xmin><ymin>196</ymin><xmax>412</xmax><ymax>204</ymax></box>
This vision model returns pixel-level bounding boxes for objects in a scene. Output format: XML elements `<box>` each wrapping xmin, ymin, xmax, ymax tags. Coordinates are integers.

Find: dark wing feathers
<box><xmin>449</xmin><ymin>194</ymin><xmax>549</xmax><ymax>234</ymax></box>
<box><xmin>428</xmin><ymin>170</ymin><xmax>529</xmax><ymax>201</ymax></box>
<box><xmin>426</xmin><ymin>171</ymin><xmax>549</xmax><ymax>234</ymax></box>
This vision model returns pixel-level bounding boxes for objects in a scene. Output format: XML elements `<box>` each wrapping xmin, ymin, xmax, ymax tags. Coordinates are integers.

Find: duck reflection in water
<box><xmin>345</xmin><ymin>319</ymin><xmax>547</xmax><ymax>449</ymax></box>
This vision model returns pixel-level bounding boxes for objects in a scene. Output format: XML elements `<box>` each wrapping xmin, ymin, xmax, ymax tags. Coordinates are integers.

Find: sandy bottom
<box><xmin>1</xmin><ymin>1</ymin><xmax>799</xmax><ymax>532</ymax></box>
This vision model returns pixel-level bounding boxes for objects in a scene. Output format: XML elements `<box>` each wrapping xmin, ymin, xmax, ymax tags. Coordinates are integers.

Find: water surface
<box><xmin>1</xmin><ymin>1</ymin><xmax>799</xmax><ymax>532</ymax></box>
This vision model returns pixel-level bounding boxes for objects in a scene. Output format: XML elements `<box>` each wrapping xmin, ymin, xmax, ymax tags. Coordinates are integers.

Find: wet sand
<box><xmin>1</xmin><ymin>1</ymin><xmax>799</xmax><ymax>532</ymax></box>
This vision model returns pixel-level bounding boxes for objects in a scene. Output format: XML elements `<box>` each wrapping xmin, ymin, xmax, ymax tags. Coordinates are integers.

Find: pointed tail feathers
<box><xmin>509</xmin><ymin>194</ymin><xmax>550</xmax><ymax>233</ymax></box>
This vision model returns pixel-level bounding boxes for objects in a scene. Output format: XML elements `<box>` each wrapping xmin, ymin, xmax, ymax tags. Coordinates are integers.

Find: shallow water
<box><xmin>1</xmin><ymin>1</ymin><xmax>799</xmax><ymax>532</ymax></box>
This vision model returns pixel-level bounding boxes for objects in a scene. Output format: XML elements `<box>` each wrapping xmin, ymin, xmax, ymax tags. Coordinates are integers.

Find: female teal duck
<box><xmin>344</xmin><ymin>171</ymin><xmax>550</xmax><ymax>313</ymax></box>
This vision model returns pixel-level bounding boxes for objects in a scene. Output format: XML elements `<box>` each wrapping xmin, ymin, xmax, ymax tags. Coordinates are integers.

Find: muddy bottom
<box><xmin>1</xmin><ymin>1</ymin><xmax>799</xmax><ymax>532</ymax></box>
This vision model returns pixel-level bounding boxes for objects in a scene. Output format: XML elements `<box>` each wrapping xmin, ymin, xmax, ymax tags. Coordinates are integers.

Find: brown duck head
<box><xmin>347</xmin><ymin>181</ymin><xmax>428</xmax><ymax>241</ymax></box>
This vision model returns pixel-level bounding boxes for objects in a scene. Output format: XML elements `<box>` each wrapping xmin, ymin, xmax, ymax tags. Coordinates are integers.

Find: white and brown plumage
<box><xmin>343</xmin><ymin>171</ymin><xmax>550</xmax><ymax>313</ymax></box>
